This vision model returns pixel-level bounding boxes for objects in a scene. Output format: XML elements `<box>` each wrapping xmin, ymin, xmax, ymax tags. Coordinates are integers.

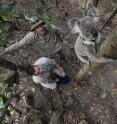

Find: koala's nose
<box><xmin>91</xmin><ymin>28</ymin><xmax>98</xmax><ymax>37</ymax></box>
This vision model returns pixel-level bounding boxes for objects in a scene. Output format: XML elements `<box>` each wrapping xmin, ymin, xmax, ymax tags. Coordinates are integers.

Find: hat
<box><xmin>30</xmin><ymin>21</ymin><xmax>45</xmax><ymax>31</ymax></box>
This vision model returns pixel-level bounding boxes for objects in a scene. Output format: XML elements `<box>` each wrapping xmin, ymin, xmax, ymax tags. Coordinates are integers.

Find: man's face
<box><xmin>36</xmin><ymin>25</ymin><xmax>48</xmax><ymax>36</ymax></box>
<box><xmin>33</xmin><ymin>65</ymin><xmax>44</xmax><ymax>76</ymax></box>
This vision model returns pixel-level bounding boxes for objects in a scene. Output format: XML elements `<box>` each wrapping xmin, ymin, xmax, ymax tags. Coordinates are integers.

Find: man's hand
<box><xmin>59</xmin><ymin>67</ymin><xmax>65</xmax><ymax>77</ymax></box>
<box><xmin>54</xmin><ymin>63</ymin><xmax>65</xmax><ymax>77</ymax></box>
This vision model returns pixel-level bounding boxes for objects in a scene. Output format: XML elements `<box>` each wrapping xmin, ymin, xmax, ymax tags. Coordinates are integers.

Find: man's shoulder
<box><xmin>34</xmin><ymin>57</ymin><xmax>52</xmax><ymax>65</ymax></box>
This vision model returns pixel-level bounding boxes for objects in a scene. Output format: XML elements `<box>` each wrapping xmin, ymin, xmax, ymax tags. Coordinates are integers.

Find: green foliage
<box><xmin>0</xmin><ymin>97</ymin><xmax>3</xmax><ymax>105</ymax></box>
<box><xmin>0</xmin><ymin>86</ymin><xmax>18</xmax><ymax>94</ymax></box>
<box><xmin>112</xmin><ymin>0</ymin><xmax>117</xmax><ymax>3</ymax></box>
<box><xmin>36</xmin><ymin>5</ymin><xmax>62</xmax><ymax>32</ymax></box>
<box><xmin>36</xmin><ymin>5</ymin><xmax>62</xmax><ymax>22</ymax></box>
<box><xmin>0</xmin><ymin>97</ymin><xmax>11</xmax><ymax>117</ymax></box>
<box><xmin>47</xmin><ymin>24</ymin><xmax>53</xmax><ymax>32</ymax></box>
<box><xmin>0</xmin><ymin>97</ymin><xmax>5</xmax><ymax>110</ymax></box>
<box><xmin>0</xmin><ymin>3</ymin><xmax>26</xmax><ymax>22</ymax></box>
<box><xmin>0</xmin><ymin>3</ymin><xmax>26</xmax><ymax>48</ymax></box>
<box><xmin>0</xmin><ymin>25</ymin><xmax>9</xmax><ymax>47</ymax></box>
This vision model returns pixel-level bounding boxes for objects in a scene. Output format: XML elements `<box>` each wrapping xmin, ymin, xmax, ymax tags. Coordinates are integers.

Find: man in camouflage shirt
<box><xmin>0</xmin><ymin>21</ymin><xmax>67</xmax><ymax>62</ymax></box>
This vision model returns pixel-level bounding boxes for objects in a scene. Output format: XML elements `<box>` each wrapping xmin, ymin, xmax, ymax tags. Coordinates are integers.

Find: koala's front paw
<box><xmin>107</xmin><ymin>59</ymin><xmax>114</xmax><ymax>63</ymax></box>
<box><xmin>109</xmin><ymin>59</ymin><xmax>116</xmax><ymax>62</ymax></box>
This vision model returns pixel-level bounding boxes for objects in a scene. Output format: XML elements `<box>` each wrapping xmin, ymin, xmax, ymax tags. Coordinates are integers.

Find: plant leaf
<box><xmin>47</xmin><ymin>24</ymin><xmax>53</xmax><ymax>32</ymax></box>
<box><xmin>0</xmin><ymin>97</ymin><xmax>3</xmax><ymax>105</ymax></box>
<box><xmin>2</xmin><ymin>15</ymin><xmax>11</xmax><ymax>22</ymax></box>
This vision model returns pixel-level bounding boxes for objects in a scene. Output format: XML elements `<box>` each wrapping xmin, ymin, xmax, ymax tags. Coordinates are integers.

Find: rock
<box><xmin>101</xmin><ymin>92</ymin><xmax>107</xmax><ymax>99</ymax></box>
<box><xmin>79</xmin><ymin>120</ymin><xmax>88</xmax><ymax>124</ymax></box>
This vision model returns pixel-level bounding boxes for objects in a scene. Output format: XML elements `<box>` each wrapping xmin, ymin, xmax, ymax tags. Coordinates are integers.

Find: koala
<box><xmin>68</xmin><ymin>7</ymin><xmax>113</xmax><ymax>64</ymax></box>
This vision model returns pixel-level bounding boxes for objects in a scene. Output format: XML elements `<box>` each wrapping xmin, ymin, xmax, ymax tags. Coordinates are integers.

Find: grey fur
<box><xmin>68</xmin><ymin>7</ymin><xmax>113</xmax><ymax>64</ymax></box>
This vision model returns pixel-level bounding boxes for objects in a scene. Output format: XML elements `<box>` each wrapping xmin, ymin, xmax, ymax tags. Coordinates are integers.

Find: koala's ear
<box><xmin>87</xmin><ymin>7</ymin><xmax>100</xmax><ymax>22</ymax></box>
<box><xmin>68</xmin><ymin>18</ymin><xmax>80</xmax><ymax>33</ymax></box>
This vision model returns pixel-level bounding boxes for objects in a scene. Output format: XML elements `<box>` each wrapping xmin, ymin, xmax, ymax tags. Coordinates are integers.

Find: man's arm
<box><xmin>0</xmin><ymin>31</ymin><xmax>35</xmax><ymax>57</ymax></box>
<box><xmin>51</xmin><ymin>24</ymin><xmax>64</xmax><ymax>33</ymax></box>
<box><xmin>54</xmin><ymin>63</ymin><xmax>65</xmax><ymax>77</ymax></box>
<box><xmin>51</xmin><ymin>24</ymin><xmax>64</xmax><ymax>42</ymax></box>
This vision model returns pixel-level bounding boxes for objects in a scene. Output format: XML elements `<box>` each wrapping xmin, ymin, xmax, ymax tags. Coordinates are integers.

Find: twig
<box><xmin>10</xmin><ymin>104</ymin><xmax>23</xmax><ymax>115</ymax></box>
<box><xmin>100</xmin><ymin>8</ymin><xmax>117</xmax><ymax>32</ymax></box>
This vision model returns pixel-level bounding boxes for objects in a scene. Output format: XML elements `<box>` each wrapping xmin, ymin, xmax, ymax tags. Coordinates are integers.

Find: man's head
<box><xmin>26</xmin><ymin>65</ymin><xmax>44</xmax><ymax>76</ymax></box>
<box><xmin>30</xmin><ymin>21</ymin><xmax>48</xmax><ymax>36</ymax></box>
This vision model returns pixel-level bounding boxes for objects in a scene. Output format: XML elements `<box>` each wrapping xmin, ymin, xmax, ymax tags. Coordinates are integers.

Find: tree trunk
<box><xmin>85</xmin><ymin>0</ymin><xmax>98</xmax><ymax>12</ymax></box>
<box><xmin>76</xmin><ymin>26</ymin><xmax>117</xmax><ymax>81</ymax></box>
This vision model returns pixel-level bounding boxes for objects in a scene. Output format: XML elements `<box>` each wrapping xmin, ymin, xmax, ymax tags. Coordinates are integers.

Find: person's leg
<box><xmin>57</xmin><ymin>49</ymin><xmax>67</xmax><ymax>63</ymax></box>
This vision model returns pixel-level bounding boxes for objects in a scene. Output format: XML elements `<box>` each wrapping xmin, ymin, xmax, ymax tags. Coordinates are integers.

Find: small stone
<box><xmin>79</xmin><ymin>120</ymin><xmax>88</xmax><ymax>124</ymax></box>
<box><xmin>67</xmin><ymin>91</ymin><xmax>74</xmax><ymax>104</ymax></box>
<box><xmin>101</xmin><ymin>92</ymin><xmax>107</xmax><ymax>99</ymax></box>
<box><xmin>75</xmin><ymin>87</ymin><xmax>77</xmax><ymax>90</ymax></box>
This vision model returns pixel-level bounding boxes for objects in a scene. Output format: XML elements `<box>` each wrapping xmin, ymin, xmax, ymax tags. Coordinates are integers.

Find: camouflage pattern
<box><xmin>5</xmin><ymin>25</ymin><xmax>63</xmax><ymax>56</ymax></box>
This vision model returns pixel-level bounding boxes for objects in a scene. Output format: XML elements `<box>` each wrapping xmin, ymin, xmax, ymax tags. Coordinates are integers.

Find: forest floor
<box><xmin>1</xmin><ymin>0</ymin><xmax>117</xmax><ymax>124</ymax></box>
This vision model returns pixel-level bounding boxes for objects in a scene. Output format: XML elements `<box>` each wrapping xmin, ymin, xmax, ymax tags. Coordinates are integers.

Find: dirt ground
<box><xmin>1</xmin><ymin>0</ymin><xmax>117</xmax><ymax>124</ymax></box>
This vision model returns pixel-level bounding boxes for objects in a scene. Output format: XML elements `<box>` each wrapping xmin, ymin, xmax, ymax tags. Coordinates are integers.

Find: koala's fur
<box><xmin>68</xmin><ymin>7</ymin><xmax>113</xmax><ymax>64</ymax></box>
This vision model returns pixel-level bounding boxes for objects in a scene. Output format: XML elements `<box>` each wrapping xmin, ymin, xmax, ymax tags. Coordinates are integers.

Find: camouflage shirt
<box><xmin>5</xmin><ymin>25</ymin><xmax>63</xmax><ymax>56</ymax></box>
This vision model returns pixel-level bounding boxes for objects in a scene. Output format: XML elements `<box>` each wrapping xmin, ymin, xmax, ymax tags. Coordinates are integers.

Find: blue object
<box><xmin>58</xmin><ymin>75</ymin><xmax>71</xmax><ymax>85</ymax></box>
